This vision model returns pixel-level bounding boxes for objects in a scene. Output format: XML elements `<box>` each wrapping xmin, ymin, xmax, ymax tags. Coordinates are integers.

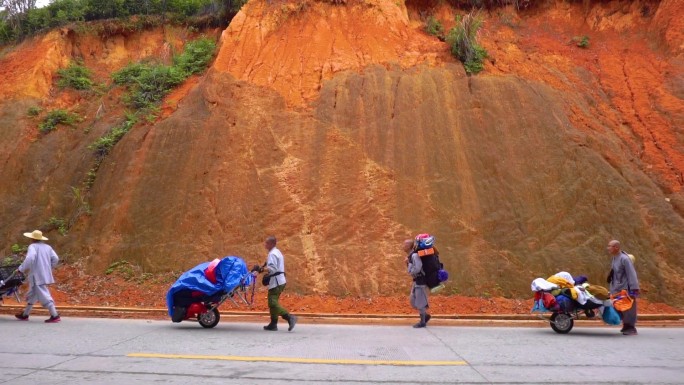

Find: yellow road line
<box><xmin>128</xmin><ymin>353</ymin><xmax>466</xmax><ymax>366</ymax></box>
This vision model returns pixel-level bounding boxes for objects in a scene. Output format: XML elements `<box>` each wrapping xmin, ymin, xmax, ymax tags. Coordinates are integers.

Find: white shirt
<box><xmin>265</xmin><ymin>247</ymin><xmax>286</xmax><ymax>289</ymax></box>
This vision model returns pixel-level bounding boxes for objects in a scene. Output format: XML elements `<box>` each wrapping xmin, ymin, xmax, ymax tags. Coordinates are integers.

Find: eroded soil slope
<box><xmin>0</xmin><ymin>0</ymin><xmax>682</xmax><ymax>307</ymax></box>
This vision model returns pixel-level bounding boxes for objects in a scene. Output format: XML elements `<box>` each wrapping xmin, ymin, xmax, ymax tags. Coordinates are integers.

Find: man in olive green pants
<box><xmin>262</xmin><ymin>236</ymin><xmax>297</xmax><ymax>331</ymax></box>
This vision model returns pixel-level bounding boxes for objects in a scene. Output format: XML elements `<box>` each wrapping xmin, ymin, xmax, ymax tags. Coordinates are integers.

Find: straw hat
<box><xmin>627</xmin><ymin>253</ymin><xmax>636</xmax><ymax>264</ymax></box>
<box><xmin>23</xmin><ymin>229</ymin><xmax>48</xmax><ymax>241</ymax></box>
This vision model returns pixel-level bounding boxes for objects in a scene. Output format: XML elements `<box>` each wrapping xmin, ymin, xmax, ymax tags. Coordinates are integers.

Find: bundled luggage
<box><xmin>530</xmin><ymin>271</ymin><xmax>619</xmax><ymax>334</ymax></box>
<box><xmin>414</xmin><ymin>234</ymin><xmax>448</xmax><ymax>291</ymax></box>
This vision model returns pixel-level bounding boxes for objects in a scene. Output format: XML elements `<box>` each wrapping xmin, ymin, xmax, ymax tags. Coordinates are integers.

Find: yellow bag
<box><xmin>612</xmin><ymin>289</ymin><xmax>634</xmax><ymax>312</ymax></box>
<box><xmin>587</xmin><ymin>284</ymin><xmax>610</xmax><ymax>300</ymax></box>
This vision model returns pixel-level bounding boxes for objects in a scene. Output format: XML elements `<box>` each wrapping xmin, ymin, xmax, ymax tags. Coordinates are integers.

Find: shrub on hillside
<box><xmin>573</xmin><ymin>35</ymin><xmax>590</xmax><ymax>48</ymax></box>
<box><xmin>47</xmin><ymin>216</ymin><xmax>68</xmax><ymax>236</ymax></box>
<box><xmin>112</xmin><ymin>37</ymin><xmax>215</xmax><ymax>109</ymax></box>
<box><xmin>425</xmin><ymin>16</ymin><xmax>445</xmax><ymax>40</ymax></box>
<box><xmin>129</xmin><ymin>66</ymin><xmax>187</xmax><ymax>108</ymax></box>
<box><xmin>57</xmin><ymin>61</ymin><xmax>93</xmax><ymax>90</ymax></box>
<box><xmin>27</xmin><ymin>106</ymin><xmax>43</xmax><ymax>117</ymax></box>
<box><xmin>174</xmin><ymin>37</ymin><xmax>216</xmax><ymax>75</ymax></box>
<box><xmin>89</xmin><ymin>112</ymin><xmax>138</xmax><ymax>157</ymax></box>
<box><xmin>446</xmin><ymin>12</ymin><xmax>488</xmax><ymax>75</ymax></box>
<box><xmin>39</xmin><ymin>109</ymin><xmax>81</xmax><ymax>134</ymax></box>
<box><xmin>111</xmin><ymin>62</ymin><xmax>151</xmax><ymax>85</ymax></box>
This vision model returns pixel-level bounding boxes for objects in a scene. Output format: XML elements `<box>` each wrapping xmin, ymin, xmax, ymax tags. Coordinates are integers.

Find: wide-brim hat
<box><xmin>23</xmin><ymin>229</ymin><xmax>48</xmax><ymax>241</ymax></box>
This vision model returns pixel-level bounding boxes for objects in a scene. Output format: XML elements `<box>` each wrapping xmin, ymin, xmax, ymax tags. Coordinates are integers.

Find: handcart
<box><xmin>0</xmin><ymin>264</ymin><xmax>25</xmax><ymax>303</ymax></box>
<box><xmin>532</xmin><ymin>290</ymin><xmax>605</xmax><ymax>334</ymax></box>
<box><xmin>166</xmin><ymin>256</ymin><xmax>258</xmax><ymax>328</ymax></box>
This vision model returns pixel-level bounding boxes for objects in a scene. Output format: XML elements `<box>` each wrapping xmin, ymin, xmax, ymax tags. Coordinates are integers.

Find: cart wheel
<box><xmin>550</xmin><ymin>312</ymin><xmax>574</xmax><ymax>334</ymax></box>
<box><xmin>198</xmin><ymin>308</ymin><xmax>220</xmax><ymax>328</ymax></box>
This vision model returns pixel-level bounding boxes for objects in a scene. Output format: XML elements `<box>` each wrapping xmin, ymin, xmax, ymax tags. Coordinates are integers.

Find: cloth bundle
<box><xmin>530</xmin><ymin>272</ymin><xmax>609</xmax><ymax>310</ymax></box>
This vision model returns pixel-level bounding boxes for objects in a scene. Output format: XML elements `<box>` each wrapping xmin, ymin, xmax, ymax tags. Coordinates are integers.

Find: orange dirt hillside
<box><xmin>213</xmin><ymin>0</ymin><xmax>451</xmax><ymax>106</ymax></box>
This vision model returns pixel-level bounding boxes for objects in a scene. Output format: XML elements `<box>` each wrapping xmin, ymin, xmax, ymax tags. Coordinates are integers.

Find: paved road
<box><xmin>0</xmin><ymin>315</ymin><xmax>682</xmax><ymax>384</ymax></box>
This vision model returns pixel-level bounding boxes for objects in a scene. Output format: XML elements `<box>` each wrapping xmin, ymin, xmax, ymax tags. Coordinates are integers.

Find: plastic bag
<box><xmin>612</xmin><ymin>289</ymin><xmax>634</xmax><ymax>312</ymax></box>
<box><xmin>531</xmin><ymin>299</ymin><xmax>549</xmax><ymax>313</ymax></box>
<box><xmin>602</xmin><ymin>306</ymin><xmax>621</xmax><ymax>325</ymax></box>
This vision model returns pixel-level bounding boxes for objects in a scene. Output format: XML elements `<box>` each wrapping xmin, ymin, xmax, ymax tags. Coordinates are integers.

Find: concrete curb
<box><xmin>1</xmin><ymin>304</ymin><xmax>683</xmax><ymax>321</ymax></box>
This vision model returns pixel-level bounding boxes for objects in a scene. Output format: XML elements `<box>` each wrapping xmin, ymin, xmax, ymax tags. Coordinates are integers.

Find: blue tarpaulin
<box><xmin>166</xmin><ymin>256</ymin><xmax>253</xmax><ymax>316</ymax></box>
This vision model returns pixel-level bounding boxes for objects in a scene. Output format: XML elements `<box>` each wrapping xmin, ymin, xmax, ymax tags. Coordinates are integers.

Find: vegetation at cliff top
<box><xmin>0</xmin><ymin>0</ymin><xmax>246</xmax><ymax>44</ymax></box>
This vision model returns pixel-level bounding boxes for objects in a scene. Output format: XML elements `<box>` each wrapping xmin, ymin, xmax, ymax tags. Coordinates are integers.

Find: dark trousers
<box><xmin>619</xmin><ymin>298</ymin><xmax>638</xmax><ymax>330</ymax></box>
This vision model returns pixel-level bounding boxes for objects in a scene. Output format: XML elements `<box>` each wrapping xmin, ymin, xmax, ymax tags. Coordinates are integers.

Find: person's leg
<box><xmin>409</xmin><ymin>283</ymin><xmax>418</xmax><ymax>310</ymax></box>
<box><xmin>424</xmin><ymin>286</ymin><xmax>432</xmax><ymax>324</ymax></box>
<box><xmin>16</xmin><ymin>279</ymin><xmax>37</xmax><ymax>320</ymax></box>
<box><xmin>281</xmin><ymin>313</ymin><xmax>297</xmax><ymax>331</ymax></box>
<box><xmin>274</xmin><ymin>284</ymin><xmax>297</xmax><ymax>331</ymax></box>
<box><xmin>412</xmin><ymin>285</ymin><xmax>429</xmax><ymax>328</ymax></box>
<box><xmin>264</xmin><ymin>285</ymin><xmax>286</xmax><ymax>330</ymax></box>
<box><xmin>269</xmin><ymin>284</ymin><xmax>288</xmax><ymax>316</ymax></box>
<box><xmin>622</xmin><ymin>299</ymin><xmax>638</xmax><ymax>335</ymax></box>
<box><xmin>36</xmin><ymin>284</ymin><xmax>59</xmax><ymax>320</ymax></box>
<box><xmin>409</xmin><ymin>283</ymin><xmax>420</xmax><ymax>326</ymax></box>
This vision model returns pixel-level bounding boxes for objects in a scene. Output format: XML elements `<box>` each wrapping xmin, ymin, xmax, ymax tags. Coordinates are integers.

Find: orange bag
<box><xmin>611</xmin><ymin>289</ymin><xmax>634</xmax><ymax>312</ymax></box>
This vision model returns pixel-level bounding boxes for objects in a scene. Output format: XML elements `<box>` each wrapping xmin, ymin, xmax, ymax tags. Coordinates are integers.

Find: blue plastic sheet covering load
<box><xmin>166</xmin><ymin>256</ymin><xmax>253</xmax><ymax>316</ymax></box>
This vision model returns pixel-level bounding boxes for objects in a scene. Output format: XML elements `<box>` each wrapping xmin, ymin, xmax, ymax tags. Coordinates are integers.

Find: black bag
<box><xmin>261</xmin><ymin>273</ymin><xmax>271</xmax><ymax>286</ymax></box>
<box><xmin>262</xmin><ymin>272</ymin><xmax>284</xmax><ymax>286</ymax></box>
<box><xmin>420</xmin><ymin>253</ymin><xmax>444</xmax><ymax>289</ymax></box>
<box><xmin>171</xmin><ymin>306</ymin><xmax>187</xmax><ymax>323</ymax></box>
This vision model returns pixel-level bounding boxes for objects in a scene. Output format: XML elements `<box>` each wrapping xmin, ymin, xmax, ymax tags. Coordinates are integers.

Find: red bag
<box><xmin>542</xmin><ymin>292</ymin><xmax>557</xmax><ymax>309</ymax></box>
<box><xmin>204</xmin><ymin>259</ymin><xmax>220</xmax><ymax>284</ymax></box>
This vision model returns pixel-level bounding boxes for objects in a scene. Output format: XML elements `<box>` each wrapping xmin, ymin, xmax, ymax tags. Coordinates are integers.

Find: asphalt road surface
<box><xmin>0</xmin><ymin>316</ymin><xmax>682</xmax><ymax>384</ymax></box>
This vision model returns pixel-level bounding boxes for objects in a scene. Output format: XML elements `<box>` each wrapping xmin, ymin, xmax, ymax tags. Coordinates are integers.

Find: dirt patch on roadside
<box><xmin>7</xmin><ymin>264</ymin><xmax>672</xmax><ymax>316</ymax></box>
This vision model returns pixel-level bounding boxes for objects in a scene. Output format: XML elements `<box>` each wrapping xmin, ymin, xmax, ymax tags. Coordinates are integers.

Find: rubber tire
<box><xmin>550</xmin><ymin>312</ymin><xmax>574</xmax><ymax>334</ymax></box>
<box><xmin>198</xmin><ymin>308</ymin><xmax>220</xmax><ymax>328</ymax></box>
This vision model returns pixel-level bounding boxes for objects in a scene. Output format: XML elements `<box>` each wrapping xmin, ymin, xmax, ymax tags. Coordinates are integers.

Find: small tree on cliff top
<box><xmin>446</xmin><ymin>12</ymin><xmax>488</xmax><ymax>75</ymax></box>
<box><xmin>0</xmin><ymin>0</ymin><xmax>37</xmax><ymax>19</ymax></box>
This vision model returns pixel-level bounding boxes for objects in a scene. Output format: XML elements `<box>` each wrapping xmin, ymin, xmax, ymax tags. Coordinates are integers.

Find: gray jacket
<box><xmin>18</xmin><ymin>242</ymin><xmax>59</xmax><ymax>286</ymax></box>
<box><xmin>407</xmin><ymin>253</ymin><xmax>426</xmax><ymax>286</ymax></box>
<box><xmin>610</xmin><ymin>251</ymin><xmax>639</xmax><ymax>294</ymax></box>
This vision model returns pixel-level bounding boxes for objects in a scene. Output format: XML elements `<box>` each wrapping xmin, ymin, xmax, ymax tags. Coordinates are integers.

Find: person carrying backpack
<box><xmin>404</xmin><ymin>239</ymin><xmax>431</xmax><ymax>328</ymax></box>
